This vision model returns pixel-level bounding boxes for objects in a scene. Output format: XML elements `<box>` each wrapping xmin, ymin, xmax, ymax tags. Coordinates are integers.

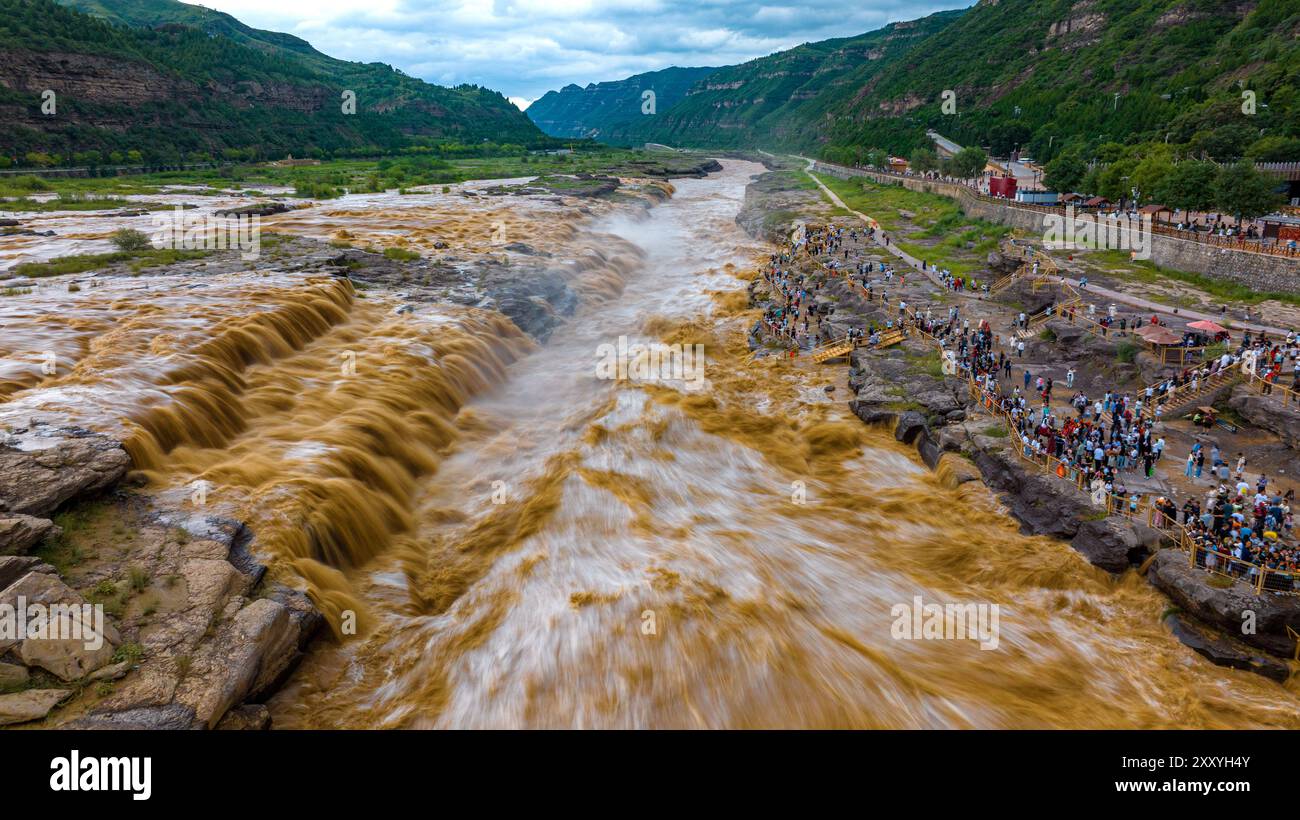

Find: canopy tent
<box><xmin>1186</xmin><ymin>319</ymin><xmax>1229</xmax><ymax>335</ymax></box>
<box><xmin>1135</xmin><ymin>325</ymin><xmax>1183</xmax><ymax>345</ymax></box>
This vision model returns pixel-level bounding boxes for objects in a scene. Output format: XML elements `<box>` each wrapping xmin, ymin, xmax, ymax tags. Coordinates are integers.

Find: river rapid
<box><xmin>4</xmin><ymin>160</ymin><xmax>1298</xmax><ymax>728</ymax></box>
<box><xmin>260</xmin><ymin>160</ymin><xmax>1300</xmax><ymax>728</ymax></box>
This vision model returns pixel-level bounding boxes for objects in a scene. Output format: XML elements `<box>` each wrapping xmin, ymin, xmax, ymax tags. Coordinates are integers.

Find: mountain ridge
<box><xmin>0</xmin><ymin>0</ymin><xmax>548</xmax><ymax>164</ymax></box>
<box><xmin>528</xmin><ymin>65</ymin><xmax>719</xmax><ymax>140</ymax></box>
<box><xmin>532</xmin><ymin>0</ymin><xmax>1300</xmax><ymax>169</ymax></box>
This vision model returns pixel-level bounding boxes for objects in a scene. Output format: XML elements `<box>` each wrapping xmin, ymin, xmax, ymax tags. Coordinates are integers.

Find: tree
<box><xmin>909</xmin><ymin>147</ymin><xmax>939</xmax><ymax>173</ymax></box>
<box><xmin>1131</xmin><ymin>154</ymin><xmax>1175</xmax><ymax>205</ymax></box>
<box><xmin>110</xmin><ymin>229</ymin><xmax>153</xmax><ymax>252</ymax></box>
<box><xmin>986</xmin><ymin>122</ymin><xmax>1031</xmax><ymax>158</ymax></box>
<box><xmin>945</xmin><ymin>146</ymin><xmax>988</xmax><ymax>180</ymax></box>
<box><xmin>1188</xmin><ymin>124</ymin><xmax>1256</xmax><ymax>162</ymax></box>
<box><xmin>1246</xmin><ymin>135</ymin><xmax>1300</xmax><ymax>163</ymax></box>
<box><xmin>1080</xmin><ymin>165</ymin><xmax>1102</xmax><ymax>197</ymax></box>
<box><xmin>1212</xmin><ymin>160</ymin><xmax>1283</xmax><ymax>220</ymax></box>
<box><xmin>1044</xmin><ymin>147</ymin><xmax>1086</xmax><ymax>192</ymax></box>
<box><xmin>1155</xmin><ymin>161</ymin><xmax>1218</xmax><ymax>213</ymax></box>
<box><xmin>1097</xmin><ymin>158</ymin><xmax>1137</xmax><ymax>204</ymax></box>
<box><xmin>1092</xmin><ymin>142</ymin><xmax>1126</xmax><ymax>164</ymax></box>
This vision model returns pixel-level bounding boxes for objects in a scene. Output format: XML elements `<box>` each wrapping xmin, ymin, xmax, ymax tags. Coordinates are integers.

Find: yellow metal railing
<box><xmin>1241</xmin><ymin>370</ymin><xmax>1300</xmax><ymax>407</ymax></box>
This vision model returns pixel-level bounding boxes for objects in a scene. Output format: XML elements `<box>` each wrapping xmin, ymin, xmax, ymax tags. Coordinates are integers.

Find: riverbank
<box><xmin>737</xmin><ymin>172</ymin><xmax>1299</xmax><ymax>683</ymax></box>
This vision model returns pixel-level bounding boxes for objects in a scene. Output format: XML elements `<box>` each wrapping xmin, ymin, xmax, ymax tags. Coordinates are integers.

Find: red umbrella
<box><xmin>1186</xmin><ymin>320</ymin><xmax>1228</xmax><ymax>335</ymax></box>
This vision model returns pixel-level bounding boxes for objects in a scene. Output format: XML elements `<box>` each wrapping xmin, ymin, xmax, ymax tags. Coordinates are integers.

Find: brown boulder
<box><xmin>0</xmin><ymin>514</ymin><xmax>59</xmax><ymax>555</ymax></box>
<box><xmin>0</xmin><ymin>570</ymin><xmax>120</xmax><ymax>680</ymax></box>
<box><xmin>0</xmin><ymin>425</ymin><xmax>130</xmax><ymax>517</ymax></box>
<box><xmin>0</xmin><ymin>688</ymin><xmax>70</xmax><ymax>726</ymax></box>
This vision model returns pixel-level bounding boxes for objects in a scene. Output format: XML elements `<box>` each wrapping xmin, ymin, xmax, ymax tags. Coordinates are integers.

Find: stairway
<box><xmin>989</xmin><ymin>263</ymin><xmax>1026</xmax><ymax>294</ymax></box>
<box><xmin>811</xmin><ymin>337</ymin><xmax>854</xmax><ymax>363</ymax></box>
<box><xmin>1153</xmin><ymin>370</ymin><xmax>1242</xmax><ymax>414</ymax></box>
<box><xmin>875</xmin><ymin>328</ymin><xmax>905</xmax><ymax>348</ymax></box>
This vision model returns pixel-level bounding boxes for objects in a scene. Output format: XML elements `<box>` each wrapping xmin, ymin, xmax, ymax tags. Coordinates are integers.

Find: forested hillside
<box><xmin>554</xmin><ymin>0</ymin><xmax>1299</xmax><ymax>174</ymax></box>
<box><xmin>0</xmin><ymin>0</ymin><xmax>548</xmax><ymax>166</ymax></box>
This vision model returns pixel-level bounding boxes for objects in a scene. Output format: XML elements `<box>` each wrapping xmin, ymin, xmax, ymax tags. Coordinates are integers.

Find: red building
<box><xmin>988</xmin><ymin>175</ymin><xmax>1017</xmax><ymax>199</ymax></box>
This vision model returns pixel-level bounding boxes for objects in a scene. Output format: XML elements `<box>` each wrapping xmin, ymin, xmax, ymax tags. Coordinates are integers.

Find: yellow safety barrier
<box><xmin>1241</xmin><ymin>370</ymin><xmax>1300</xmax><ymax>408</ymax></box>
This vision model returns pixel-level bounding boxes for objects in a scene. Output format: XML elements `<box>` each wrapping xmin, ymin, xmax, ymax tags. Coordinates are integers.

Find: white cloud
<box><xmin>179</xmin><ymin>0</ymin><xmax>964</xmax><ymax>101</ymax></box>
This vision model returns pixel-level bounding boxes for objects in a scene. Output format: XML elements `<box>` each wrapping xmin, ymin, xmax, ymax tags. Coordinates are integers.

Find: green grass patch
<box><xmin>811</xmin><ymin>173</ymin><xmax>1008</xmax><ymax>277</ymax></box>
<box><xmin>0</xmin><ymin>149</ymin><xmax>653</xmax><ymax>202</ymax></box>
<box><xmin>14</xmin><ymin>248</ymin><xmax>211</xmax><ymax>278</ymax></box>
<box><xmin>0</xmin><ymin>193</ymin><xmax>161</xmax><ymax>212</ymax></box>
<box><xmin>905</xmin><ymin>349</ymin><xmax>946</xmax><ymax>379</ymax></box>
<box><xmin>886</xmin><ymin>401</ymin><xmax>927</xmax><ymax>412</ymax></box>
<box><xmin>382</xmin><ymin>247</ymin><xmax>421</xmax><ymax>262</ymax></box>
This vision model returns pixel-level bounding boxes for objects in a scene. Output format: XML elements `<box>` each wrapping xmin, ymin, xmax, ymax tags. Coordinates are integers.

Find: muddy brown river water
<box><xmin>4</xmin><ymin>160</ymin><xmax>1299</xmax><ymax>728</ymax></box>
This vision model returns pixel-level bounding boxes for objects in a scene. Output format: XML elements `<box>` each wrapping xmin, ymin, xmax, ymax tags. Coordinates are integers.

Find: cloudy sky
<box><xmin>183</xmin><ymin>0</ymin><xmax>967</xmax><ymax>107</ymax></box>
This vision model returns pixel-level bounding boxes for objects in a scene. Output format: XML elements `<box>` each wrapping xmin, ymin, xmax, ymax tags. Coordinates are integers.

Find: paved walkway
<box><xmin>795</xmin><ymin>156</ymin><xmax>945</xmax><ymax>289</ymax></box>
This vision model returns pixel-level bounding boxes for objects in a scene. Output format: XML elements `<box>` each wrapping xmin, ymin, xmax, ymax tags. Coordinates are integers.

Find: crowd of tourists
<box><xmin>1154</xmin><ymin>486</ymin><xmax>1299</xmax><ymax>591</ymax></box>
<box><xmin>763</xmin><ymin>219</ymin><xmax>1300</xmax><ymax>593</ymax></box>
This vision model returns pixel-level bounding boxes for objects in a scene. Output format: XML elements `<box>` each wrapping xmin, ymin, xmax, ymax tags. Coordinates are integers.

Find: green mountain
<box><xmin>527</xmin><ymin>66</ymin><xmax>719</xmax><ymax>140</ymax></box>
<box><xmin>600</xmin><ymin>10</ymin><xmax>964</xmax><ymax>150</ymax></box>
<box><xmin>0</xmin><ymin>0</ymin><xmax>547</xmax><ymax>165</ymax></box>
<box><xmin>57</xmin><ymin>0</ymin><xmax>328</xmax><ymax>61</ymax></box>
<box><xmin>562</xmin><ymin>0</ymin><xmax>1300</xmax><ymax>167</ymax></box>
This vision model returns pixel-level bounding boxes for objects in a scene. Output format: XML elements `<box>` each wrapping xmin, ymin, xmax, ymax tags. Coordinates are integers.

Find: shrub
<box><xmin>110</xmin><ymin>228</ymin><xmax>153</xmax><ymax>252</ymax></box>
<box><xmin>128</xmin><ymin>565</ymin><xmax>150</xmax><ymax>593</ymax></box>
<box><xmin>112</xmin><ymin>642</ymin><xmax>144</xmax><ymax>665</ymax></box>
<box><xmin>292</xmin><ymin>180</ymin><xmax>342</xmax><ymax>199</ymax></box>
<box><xmin>1115</xmin><ymin>341</ymin><xmax>1137</xmax><ymax>363</ymax></box>
<box><xmin>383</xmin><ymin>247</ymin><xmax>421</xmax><ymax>261</ymax></box>
<box><xmin>11</xmin><ymin>174</ymin><xmax>51</xmax><ymax>191</ymax></box>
